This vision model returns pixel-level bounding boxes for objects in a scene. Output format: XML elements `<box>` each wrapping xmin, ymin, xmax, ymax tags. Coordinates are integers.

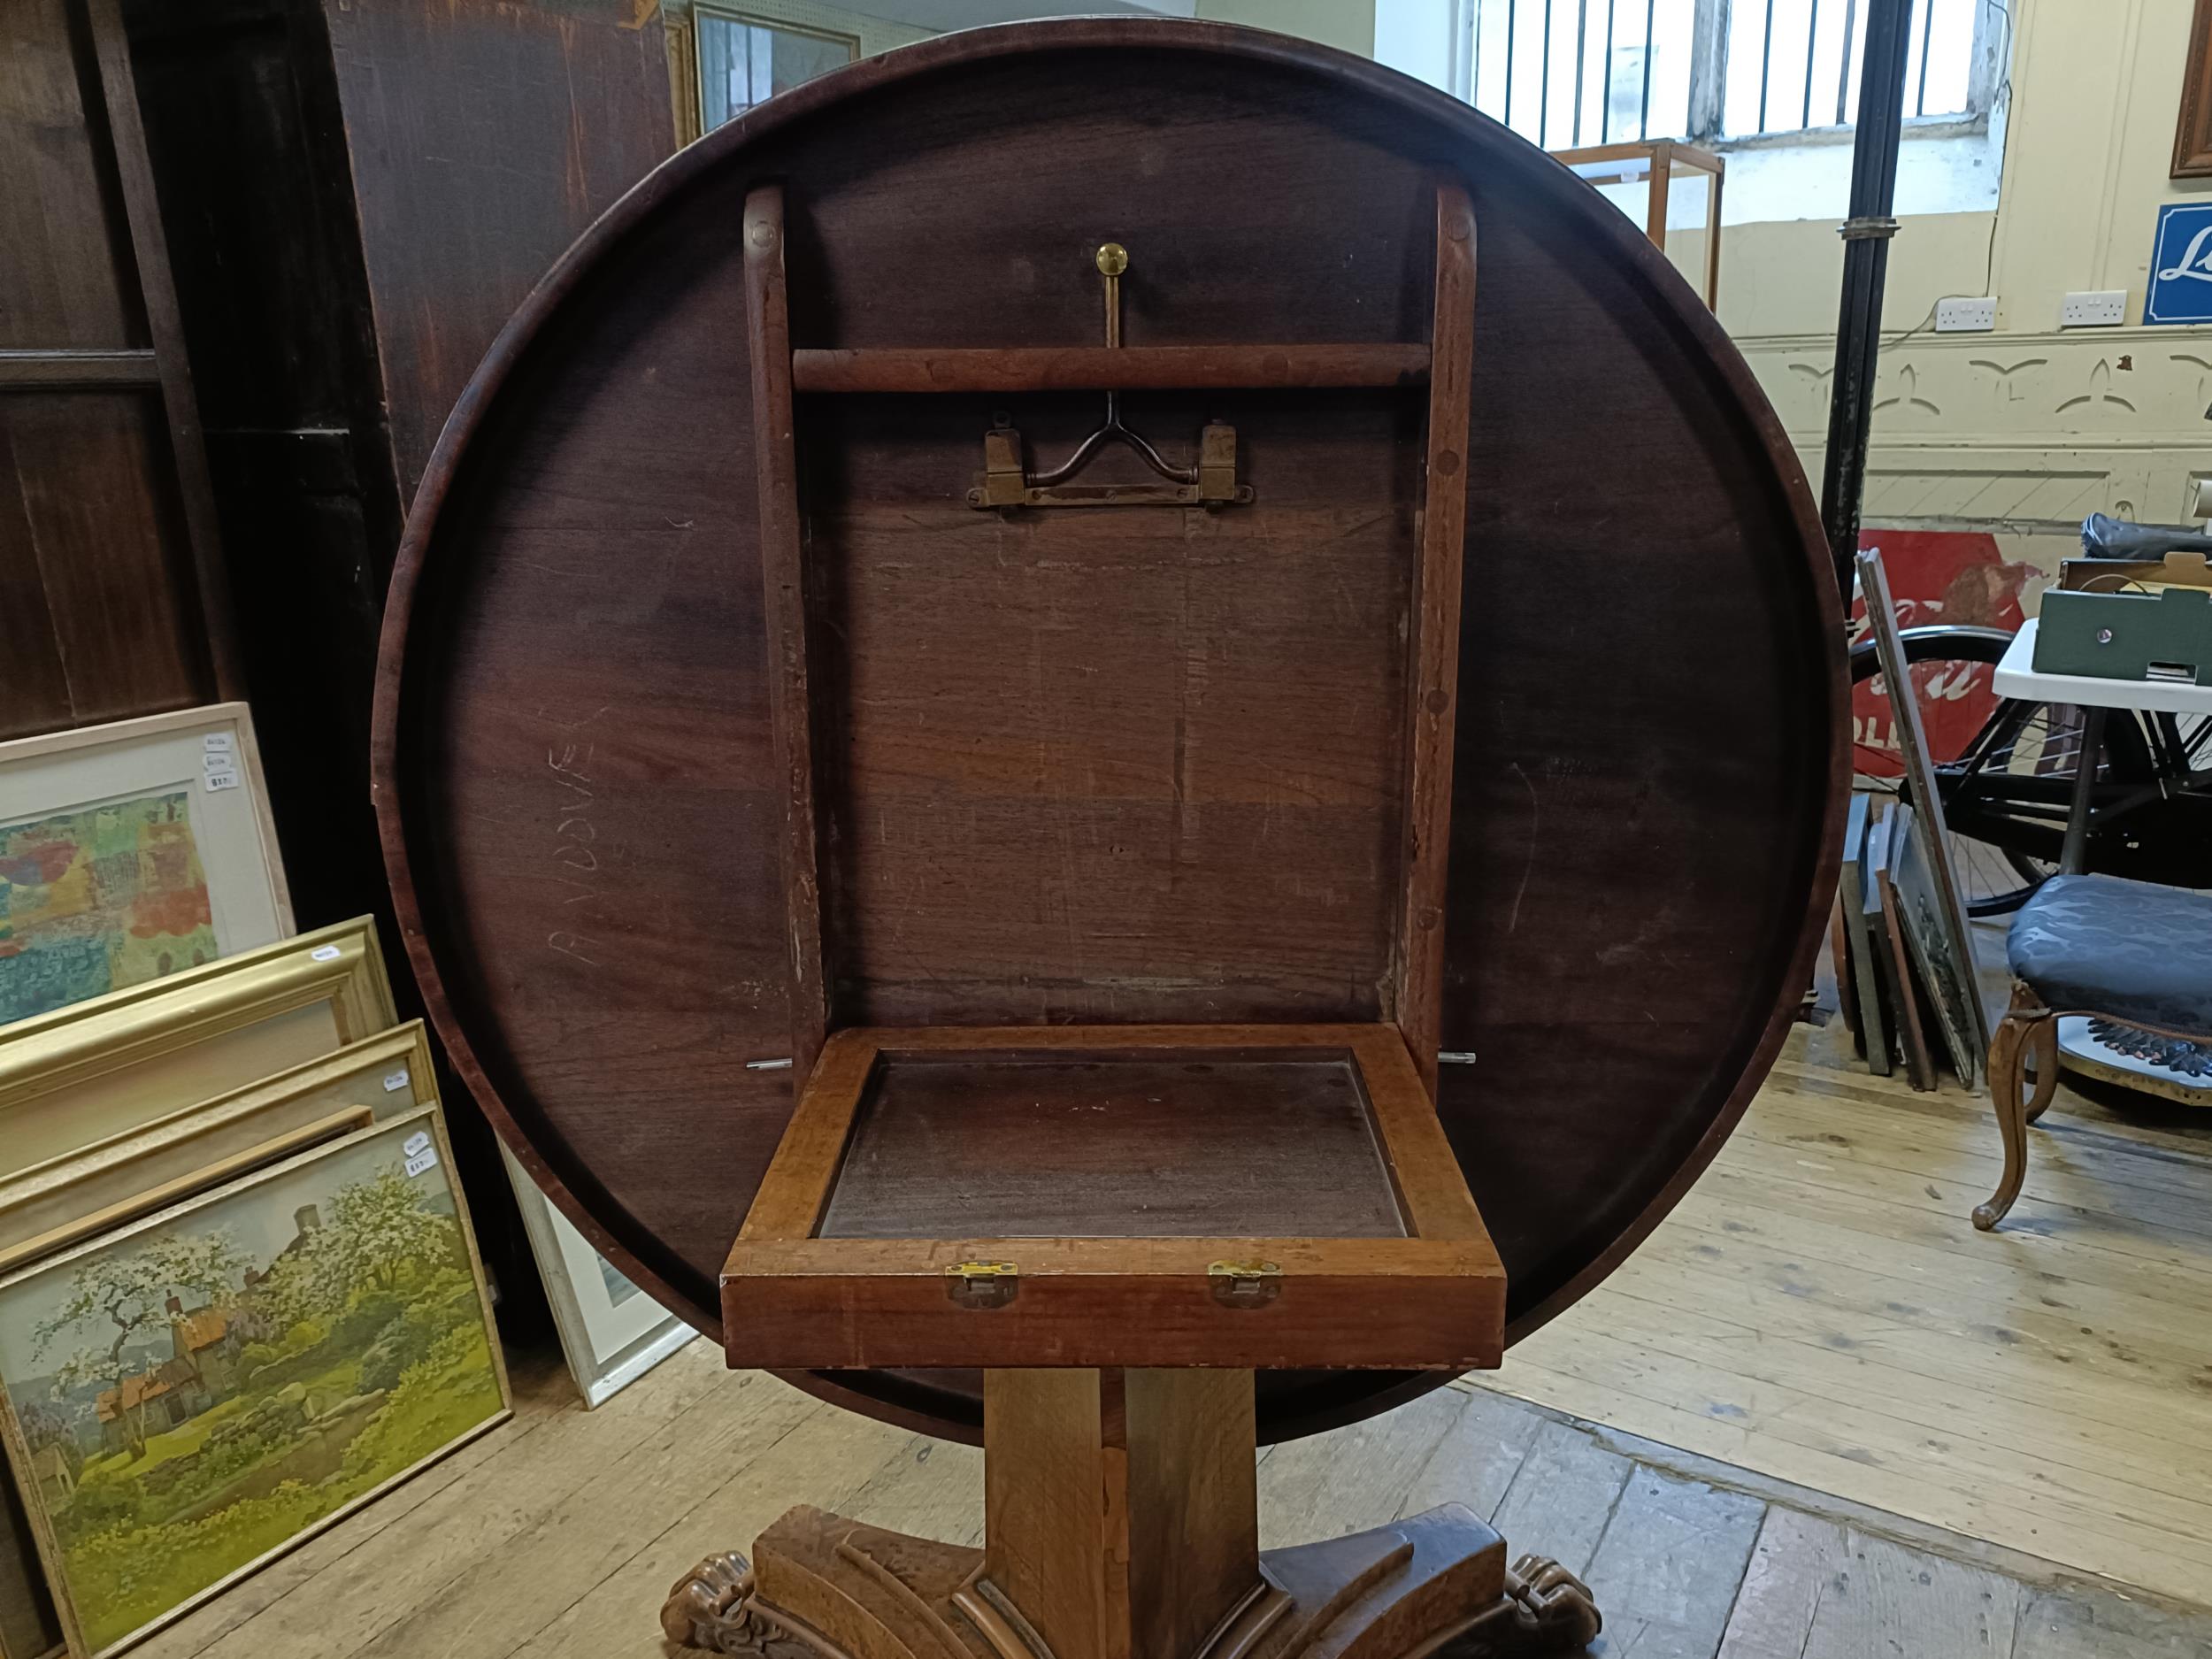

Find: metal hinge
<box><xmin>945</xmin><ymin>1260</ymin><xmax>1019</xmax><ymax>1310</ymax></box>
<box><xmin>1208</xmin><ymin>1259</ymin><xmax>1283</xmax><ymax>1307</ymax></box>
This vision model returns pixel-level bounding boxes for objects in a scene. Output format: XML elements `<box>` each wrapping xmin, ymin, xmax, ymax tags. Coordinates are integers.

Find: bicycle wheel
<box><xmin>1847</xmin><ymin>625</ymin><xmax>2145</xmax><ymax>916</ymax></box>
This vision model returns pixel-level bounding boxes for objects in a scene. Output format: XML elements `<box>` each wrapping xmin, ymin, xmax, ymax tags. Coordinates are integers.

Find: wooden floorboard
<box><xmin>119</xmin><ymin>1017</ymin><xmax>2212</xmax><ymax>1659</ymax></box>
<box><xmin>1484</xmin><ymin>1019</ymin><xmax>2212</xmax><ymax>1612</ymax></box>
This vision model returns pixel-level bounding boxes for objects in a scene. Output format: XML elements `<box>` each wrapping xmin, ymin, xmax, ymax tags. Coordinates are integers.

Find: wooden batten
<box><xmin>789</xmin><ymin>342</ymin><xmax>1431</xmax><ymax>394</ymax></box>
<box><xmin>743</xmin><ymin>182</ymin><xmax>830</xmax><ymax>1087</ymax></box>
<box><xmin>1394</xmin><ymin>181</ymin><xmax>1478</xmax><ymax>1102</ymax></box>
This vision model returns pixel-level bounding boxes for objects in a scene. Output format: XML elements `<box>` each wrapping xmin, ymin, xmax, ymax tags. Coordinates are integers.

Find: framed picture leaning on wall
<box><xmin>499</xmin><ymin>1144</ymin><xmax>695</xmax><ymax>1408</ymax></box>
<box><xmin>0</xmin><ymin>1020</ymin><xmax>438</xmax><ymax>1274</ymax></box>
<box><xmin>0</xmin><ymin>918</ymin><xmax>396</xmax><ymax>1186</ymax></box>
<box><xmin>1</xmin><ymin>706</ymin><xmax>290</xmax><ymax>1031</ymax></box>
<box><xmin>0</xmin><ymin>1105</ymin><xmax>508</xmax><ymax>1658</ymax></box>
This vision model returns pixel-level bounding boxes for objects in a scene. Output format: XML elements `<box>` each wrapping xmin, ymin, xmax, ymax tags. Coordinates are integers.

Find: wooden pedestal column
<box><xmin>659</xmin><ymin>1368</ymin><xmax>1598</xmax><ymax>1659</ymax></box>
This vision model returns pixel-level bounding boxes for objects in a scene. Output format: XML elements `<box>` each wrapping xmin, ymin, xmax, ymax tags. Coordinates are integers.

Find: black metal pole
<box><xmin>1819</xmin><ymin>0</ymin><xmax>1915</xmax><ymax>611</ymax></box>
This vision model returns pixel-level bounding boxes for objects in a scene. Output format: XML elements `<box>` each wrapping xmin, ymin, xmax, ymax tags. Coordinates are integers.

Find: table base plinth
<box><xmin>658</xmin><ymin>1370</ymin><xmax>1597</xmax><ymax>1659</ymax></box>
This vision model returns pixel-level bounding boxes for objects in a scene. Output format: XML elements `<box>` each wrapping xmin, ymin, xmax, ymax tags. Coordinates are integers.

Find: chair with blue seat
<box><xmin>1976</xmin><ymin>873</ymin><xmax>2212</xmax><ymax>1230</ymax></box>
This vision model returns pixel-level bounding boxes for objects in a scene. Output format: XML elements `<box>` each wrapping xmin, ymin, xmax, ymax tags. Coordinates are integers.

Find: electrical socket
<box><xmin>1935</xmin><ymin>296</ymin><xmax>1997</xmax><ymax>332</ymax></box>
<box><xmin>2061</xmin><ymin>289</ymin><xmax>2130</xmax><ymax>326</ymax></box>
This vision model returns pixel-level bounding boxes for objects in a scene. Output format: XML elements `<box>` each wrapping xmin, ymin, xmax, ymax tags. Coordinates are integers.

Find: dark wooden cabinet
<box><xmin>118</xmin><ymin>0</ymin><xmax>678</xmax><ymax>1318</ymax></box>
<box><xmin>0</xmin><ymin>0</ymin><xmax>241</xmax><ymax>743</ymax></box>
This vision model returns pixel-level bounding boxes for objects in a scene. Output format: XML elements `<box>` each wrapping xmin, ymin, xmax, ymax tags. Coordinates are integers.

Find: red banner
<box><xmin>1849</xmin><ymin>529</ymin><xmax>2039</xmax><ymax>775</ymax></box>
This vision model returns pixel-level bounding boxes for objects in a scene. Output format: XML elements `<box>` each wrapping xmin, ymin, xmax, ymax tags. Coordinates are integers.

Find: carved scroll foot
<box><xmin>1469</xmin><ymin>1555</ymin><xmax>1602</xmax><ymax>1655</ymax></box>
<box><xmin>1254</xmin><ymin>1505</ymin><xmax>1600</xmax><ymax>1658</ymax></box>
<box><xmin>668</xmin><ymin>1504</ymin><xmax>1601</xmax><ymax>1659</ymax></box>
<box><xmin>660</xmin><ymin>1552</ymin><xmax>832</xmax><ymax>1657</ymax></box>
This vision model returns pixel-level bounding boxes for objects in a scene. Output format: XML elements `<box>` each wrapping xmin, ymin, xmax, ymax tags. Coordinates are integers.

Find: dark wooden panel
<box><xmin>0</xmin><ymin>416</ymin><xmax>73</xmax><ymax>739</ymax></box>
<box><xmin>821</xmin><ymin>1050</ymin><xmax>1408</xmax><ymax>1240</ymax></box>
<box><xmin>0</xmin><ymin>394</ymin><xmax>207</xmax><ymax>732</ymax></box>
<box><xmin>812</xmin><ymin>390</ymin><xmax>1416</xmax><ymax>1026</ymax></box>
<box><xmin>87</xmin><ymin>0</ymin><xmax>243</xmax><ymax>700</ymax></box>
<box><xmin>0</xmin><ymin>0</ymin><xmax>143</xmax><ymax>350</ymax></box>
<box><xmin>0</xmin><ymin>0</ymin><xmax>236</xmax><ymax>737</ymax></box>
<box><xmin>377</xmin><ymin>21</ymin><xmax>1844</xmax><ymax>1442</ymax></box>
<box><xmin>320</xmin><ymin>0</ymin><xmax>674</xmax><ymax>502</ymax></box>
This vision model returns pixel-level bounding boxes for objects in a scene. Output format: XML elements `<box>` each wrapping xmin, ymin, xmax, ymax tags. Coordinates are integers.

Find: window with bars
<box><xmin>1433</xmin><ymin>0</ymin><xmax>2006</xmax><ymax>150</ymax></box>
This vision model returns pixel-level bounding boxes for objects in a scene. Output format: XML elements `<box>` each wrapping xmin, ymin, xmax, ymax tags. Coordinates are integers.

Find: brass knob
<box><xmin>1095</xmin><ymin>242</ymin><xmax>1129</xmax><ymax>277</ymax></box>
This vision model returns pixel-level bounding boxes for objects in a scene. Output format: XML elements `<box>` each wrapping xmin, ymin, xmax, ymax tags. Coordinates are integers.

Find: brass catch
<box><xmin>945</xmin><ymin>1260</ymin><xmax>1019</xmax><ymax>1310</ymax></box>
<box><xmin>1208</xmin><ymin>1259</ymin><xmax>1282</xmax><ymax>1307</ymax></box>
<box><xmin>967</xmin><ymin>421</ymin><xmax>1253</xmax><ymax>510</ymax></box>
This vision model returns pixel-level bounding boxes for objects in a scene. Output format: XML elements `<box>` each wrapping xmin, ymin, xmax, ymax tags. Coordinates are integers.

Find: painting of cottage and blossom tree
<box><xmin>0</xmin><ymin>1110</ymin><xmax>507</xmax><ymax>1655</ymax></box>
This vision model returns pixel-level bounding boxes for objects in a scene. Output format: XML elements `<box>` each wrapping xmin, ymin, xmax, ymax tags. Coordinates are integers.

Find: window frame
<box><xmin>688</xmin><ymin>5</ymin><xmax>861</xmax><ymax>140</ymax></box>
<box><xmin>1445</xmin><ymin>0</ymin><xmax>2006</xmax><ymax>149</ymax></box>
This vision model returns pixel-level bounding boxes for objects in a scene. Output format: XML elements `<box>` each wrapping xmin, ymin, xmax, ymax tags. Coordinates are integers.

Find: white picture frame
<box><xmin>498</xmin><ymin>1145</ymin><xmax>695</xmax><ymax>1407</ymax></box>
<box><xmin>1</xmin><ymin>704</ymin><xmax>291</xmax><ymax>1032</ymax></box>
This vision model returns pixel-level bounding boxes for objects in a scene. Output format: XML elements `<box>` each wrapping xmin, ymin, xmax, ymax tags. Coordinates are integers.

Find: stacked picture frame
<box><xmin>1837</xmin><ymin>551</ymin><xmax>1998</xmax><ymax>1093</ymax></box>
<box><xmin>0</xmin><ymin>710</ymin><xmax>517</xmax><ymax>1657</ymax></box>
<box><xmin>0</xmin><ymin>701</ymin><xmax>700</xmax><ymax>1655</ymax></box>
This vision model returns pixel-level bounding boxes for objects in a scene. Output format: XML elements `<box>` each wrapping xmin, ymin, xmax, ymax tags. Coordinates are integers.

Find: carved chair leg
<box><xmin>2024</xmin><ymin>1013</ymin><xmax>2061</xmax><ymax>1124</ymax></box>
<box><xmin>1975</xmin><ymin>986</ymin><xmax>2050</xmax><ymax>1232</ymax></box>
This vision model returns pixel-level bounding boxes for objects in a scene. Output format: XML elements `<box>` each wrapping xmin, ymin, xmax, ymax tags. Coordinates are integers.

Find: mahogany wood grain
<box><xmin>983</xmin><ymin>1369</ymin><xmax>1124</xmax><ymax>1659</ymax></box>
<box><xmin>738</xmin><ymin>1028</ymin><xmax>879</xmax><ymax>1242</ymax></box>
<box><xmin>1394</xmin><ymin>181</ymin><xmax>1476</xmax><ymax>1102</ymax></box>
<box><xmin>746</xmin><ymin>183</ymin><xmax>831</xmax><ymax>1089</ymax></box>
<box><xmin>790</xmin><ymin>343</ymin><xmax>1430</xmax><ymax>394</ymax></box>
<box><xmin>375</xmin><ymin>18</ymin><xmax>1847</xmax><ymax>1444</ymax></box>
<box><xmin>1120</xmin><ymin>1368</ymin><xmax>1257</xmax><ymax>1659</ymax></box>
<box><xmin>723</xmin><ymin>1236</ymin><xmax>1503</xmax><ymax>1371</ymax></box>
<box><xmin>818</xmin><ymin>1050</ymin><xmax>1409</xmax><ymax>1240</ymax></box>
<box><xmin>723</xmin><ymin>1024</ymin><xmax>1504</xmax><ymax>1371</ymax></box>
<box><xmin>317</xmin><ymin>0</ymin><xmax>674</xmax><ymax>502</ymax></box>
<box><xmin>982</xmin><ymin>1369</ymin><xmax>1257</xmax><ymax>1659</ymax></box>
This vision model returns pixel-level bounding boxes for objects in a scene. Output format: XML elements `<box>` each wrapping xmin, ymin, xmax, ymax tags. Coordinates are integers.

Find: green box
<box><xmin>2034</xmin><ymin>587</ymin><xmax>2212</xmax><ymax>684</ymax></box>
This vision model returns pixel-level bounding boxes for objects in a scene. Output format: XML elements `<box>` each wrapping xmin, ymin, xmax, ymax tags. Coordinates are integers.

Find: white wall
<box><xmin>1721</xmin><ymin>0</ymin><xmax>2212</xmax><ymax>531</ymax></box>
<box><xmin>1194</xmin><ymin>0</ymin><xmax>1375</xmax><ymax>55</ymax></box>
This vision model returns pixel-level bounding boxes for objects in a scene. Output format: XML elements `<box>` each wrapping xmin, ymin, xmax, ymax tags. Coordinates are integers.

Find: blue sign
<box><xmin>2147</xmin><ymin>203</ymin><xmax>2212</xmax><ymax>324</ymax></box>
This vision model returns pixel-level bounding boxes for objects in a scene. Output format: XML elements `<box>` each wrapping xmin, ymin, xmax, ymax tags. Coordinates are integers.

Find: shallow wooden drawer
<box><xmin>721</xmin><ymin>1023</ymin><xmax>1506</xmax><ymax>1371</ymax></box>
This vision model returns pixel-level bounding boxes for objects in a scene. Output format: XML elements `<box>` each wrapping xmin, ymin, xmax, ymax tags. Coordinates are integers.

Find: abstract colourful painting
<box><xmin>0</xmin><ymin>791</ymin><xmax>219</xmax><ymax>1026</ymax></box>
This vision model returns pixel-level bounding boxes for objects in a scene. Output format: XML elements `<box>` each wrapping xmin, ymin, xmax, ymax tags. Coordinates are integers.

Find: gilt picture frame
<box><xmin>0</xmin><ymin>919</ymin><xmax>396</xmax><ymax>1184</ymax></box>
<box><xmin>0</xmin><ymin>1024</ymin><xmax>437</xmax><ymax>1273</ymax></box>
<box><xmin>498</xmin><ymin>1145</ymin><xmax>695</xmax><ymax>1409</ymax></box>
<box><xmin>1</xmin><ymin>706</ymin><xmax>291</xmax><ymax>1033</ymax></box>
<box><xmin>0</xmin><ymin>1107</ymin><xmax>508</xmax><ymax>1658</ymax></box>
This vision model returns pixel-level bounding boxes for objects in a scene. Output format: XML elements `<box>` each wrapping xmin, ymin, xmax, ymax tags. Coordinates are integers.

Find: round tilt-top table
<box><xmin>373</xmin><ymin>19</ymin><xmax>1845</xmax><ymax>1657</ymax></box>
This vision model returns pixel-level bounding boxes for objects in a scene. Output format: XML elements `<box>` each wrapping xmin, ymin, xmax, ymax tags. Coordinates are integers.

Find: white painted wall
<box><xmin>1718</xmin><ymin>0</ymin><xmax>2212</xmax><ymax>532</ymax></box>
<box><xmin>1192</xmin><ymin>0</ymin><xmax>1375</xmax><ymax>56</ymax></box>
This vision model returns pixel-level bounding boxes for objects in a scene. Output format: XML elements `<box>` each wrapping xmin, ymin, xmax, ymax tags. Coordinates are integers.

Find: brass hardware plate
<box><xmin>968</xmin><ymin>421</ymin><xmax>1256</xmax><ymax>511</ymax></box>
<box><xmin>1208</xmin><ymin>1258</ymin><xmax>1283</xmax><ymax>1307</ymax></box>
<box><xmin>946</xmin><ymin>1260</ymin><xmax>1019</xmax><ymax>1309</ymax></box>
